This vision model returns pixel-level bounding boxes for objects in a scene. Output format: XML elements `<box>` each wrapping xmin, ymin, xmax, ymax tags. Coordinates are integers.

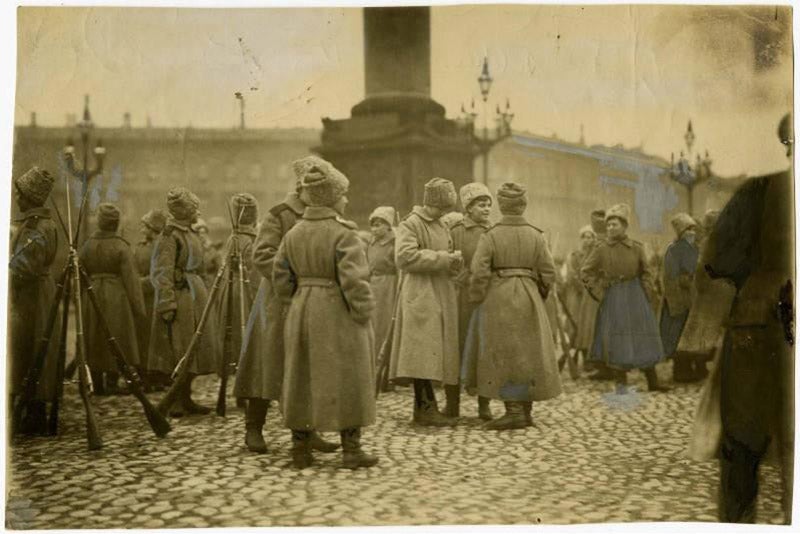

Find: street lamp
<box><xmin>460</xmin><ymin>57</ymin><xmax>514</xmax><ymax>185</ymax></box>
<box><xmin>669</xmin><ymin>120</ymin><xmax>712</xmax><ymax>216</ymax></box>
<box><xmin>63</xmin><ymin>94</ymin><xmax>106</xmax><ymax>243</ymax></box>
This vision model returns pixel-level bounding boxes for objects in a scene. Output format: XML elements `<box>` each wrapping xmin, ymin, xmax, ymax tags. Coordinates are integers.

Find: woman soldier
<box><xmin>149</xmin><ymin>187</ymin><xmax>221</xmax><ymax>416</ymax></box>
<box><xmin>273</xmin><ymin>158</ymin><xmax>378</xmax><ymax>470</ymax></box>
<box><xmin>134</xmin><ymin>208</ymin><xmax>167</xmax><ymax>390</ymax></box>
<box><xmin>389</xmin><ymin>177</ymin><xmax>463</xmax><ymax>427</ymax></box>
<box><xmin>569</xmin><ymin>226</ymin><xmax>599</xmax><ymax>370</ymax></box>
<box><xmin>581</xmin><ymin>204</ymin><xmax>669</xmax><ymax>394</ymax></box>
<box><xmin>9</xmin><ymin>167</ymin><xmax>60</xmax><ymax>435</ymax></box>
<box><xmin>235</xmin><ymin>158</ymin><xmax>339</xmax><ymax>455</ymax></box>
<box><xmin>466</xmin><ymin>182</ymin><xmax>562</xmax><ymax>429</ymax></box>
<box><xmin>451</xmin><ymin>182</ymin><xmax>493</xmax><ymax>420</ymax></box>
<box><xmin>659</xmin><ymin>212</ymin><xmax>699</xmax><ymax>381</ymax></box>
<box><xmin>367</xmin><ymin>206</ymin><xmax>399</xmax><ymax>392</ymax></box>
<box><xmin>80</xmin><ymin>203</ymin><xmax>146</xmax><ymax>395</ymax></box>
<box><xmin>214</xmin><ymin>193</ymin><xmax>258</xmax><ymax>377</ymax></box>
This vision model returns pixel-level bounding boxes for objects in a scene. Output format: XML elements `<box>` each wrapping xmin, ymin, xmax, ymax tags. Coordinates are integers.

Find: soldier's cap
<box><xmin>14</xmin><ymin>167</ymin><xmax>55</xmax><ymax>207</ymax></box>
<box><xmin>293</xmin><ymin>155</ymin><xmax>349</xmax><ymax>207</ymax></box>
<box><xmin>369</xmin><ymin>206</ymin><xmax>397</xmax><ymax>227</ymax></box>
<box><xmin>459</xmin><ymin>182</ymin><xmax>492</xmax><ymax>210</ymax></box>
<box><xmin>97</xmin><ymin>203</ymin><xmax>121</xmax><ymax>230</ymax></box>
<box><xmin>167</xmin><ymin>187</ymin><xmax>200</xmax><ymax>218</ymax></box>
<box><xmin>423</xmin><ymin>178</ymin><xmax>457</xmax><ymax>210</ymax></box>
<box><xmin>670</xmin><ymin>212</ymin><xmax>697</xmax><ymax>238</ymax></box>
<box><xmin>605</xmin><ymin>203</ymin><xmax>631</xmax><ymax>226</ymax></box>
<box><xmin>141</xmin><ymin>209</ymin><xmax>167</xmax><ymax>233</ymax></box>
<box><xmin>496</xmin><ymin>182</ymin><xmax>527</xmax><ymax>215</ymax></box>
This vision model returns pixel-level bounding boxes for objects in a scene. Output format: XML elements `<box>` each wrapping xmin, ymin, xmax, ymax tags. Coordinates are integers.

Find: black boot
<box><xmin>244</xmin><ymin>398</ymin><xmax>268</xmax><ymax>453</ymax></box>
<box><xmin>19</xmin><ymin>400</ymin><xmax>48</xmax><ymax>436</ymax></box>
<box><xmin>522</xmin><ymin>401</ymin><xmax>533</xmax><ymax>427</ymax></box>
<box><xmin>644</xmin><ymin>367</ymin><xmax>671</xmax><ymax>392</ymax></box>
<box><xmin>672</xmin><ymin>352</ymin><xmax>695</xmax><ymax>383</ymax></box>
<box><xmin>182</xmin><ymin>376</ymin><xmax>212</xmax><ymax>414</ymax></box>
<box><xmin>478</xmin><ymin>396</ymin><xmax>493</xmax><ymax>421</ymax></box>
<box><xmin>91</xmin><ymin>370</ymin><xmax>107</xmax><ymax>396</ymax></box>
<box><xmin>483</xmin><ymin>402</ymin><xmax>527</xmax><ymax>430</ymax></box>
<box><xmin>106</xmin><ymin>372</ymin><xmax>122</xmax><ymax>395</ymax></box>
<box><xmin>443</xmin><ymin>384</ymin><xmax>460</xmax><ymax>418</ymax></box>
<box><xmin>589</xmin><ymin>362</ymin><xmax>615</xmax><ymax>381</ymax></box>
<box><xmin>412</xmin><ymin>379</ymin><xmax>456</xmax><ymax>427</ymax></box>
<box><xmin>310</xmin><ymin>431</ymin><xmax>341</xmax><ymax>453</ymax></box>
<box><xmin>290</xmin><ymin>430</ymin><xmax>313</xmax><ymax>469</ymax></box>
<box><xmin>340</xmin><ymin>427</ymin><xmax>378</xmax><ymax>469</ymax></box>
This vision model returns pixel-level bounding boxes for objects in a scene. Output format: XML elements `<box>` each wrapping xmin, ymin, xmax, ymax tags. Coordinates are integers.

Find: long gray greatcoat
<box><xmin>273</xmin><ymin>206</ymin><xmax>376</xmax><ymax>432</ymax></box>
<box><xmin>8</xmin><ymin>207</ymin><xmax>61</xmax><ymax>401</ymax></box>
<box><xmin>148</xmin><ymin>220</ymin><xmax>220</xmax><ymax>375</ymax></box>
<box><xmin>451</xmin><ymin>216</ymin><xmax>490</xmax><ymax>390</ymax></box>
<box><xmin>366</xmin><ymin>231</ymin><xmax>398</xmax><ymax>361</ymax></box>
<box><xmin>389</xmin><ymin>206</ymin><xmax>460</xmax><ymax>386</ymax></box>
<box><xmin>213</xmin><ymin>227</ymin><xmax>257</xmax><ymax>370</ymax></box>
<box><xmin>134</xmin><ymin>238</ymin><xmax>157</xmax><ymax>369</ymax></box>
<box><xmin>80</xmin><ymin>231</ymin><xmax>146</xmax><ymax>372</ymax></box>
<box><xmin>234</xmin><ymin>193</ymin><xmax>305</xmax><ymax>400</ymax></box>
<box><xmin>464</xmin><ymin>215</ymin><xmax>562</xmax><ymax>402</ymax></box>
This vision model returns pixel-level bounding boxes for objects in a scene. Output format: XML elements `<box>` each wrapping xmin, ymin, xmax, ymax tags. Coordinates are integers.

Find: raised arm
<box><xmin>394</xmin><ymin>219</ymin><xmax>451</xmax><ymax>273</ymax></box>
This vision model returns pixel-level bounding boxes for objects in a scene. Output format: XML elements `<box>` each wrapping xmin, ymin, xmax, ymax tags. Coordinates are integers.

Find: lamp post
<box><xmin>63</xmin><ymin>95</ymin><xmax>106</xmax><ymax>244</ymax></box>
<box><xmin>235</xmin><ymin>92</ymin><xmax>246</xmax><ymax>130</ymax></box>
<box><xmin>669</xmin><ymin>120</ymin><xmax>712</xmax><ymax>216</ymax></box>
<box><xmin>459</xmin><ymin>57</ymin><xmax>514</xmax><ymax>185</ymax></box>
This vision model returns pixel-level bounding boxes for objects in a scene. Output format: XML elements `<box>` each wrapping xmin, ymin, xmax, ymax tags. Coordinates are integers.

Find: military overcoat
<box><xmin>366</xmin><ymin>231</ymin><xmax>398</xmax><ymax>360</ymax></box>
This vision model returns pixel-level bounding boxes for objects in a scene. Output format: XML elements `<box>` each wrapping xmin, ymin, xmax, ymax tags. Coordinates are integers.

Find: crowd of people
<box><xmin>8</xmin><ymin>115</ymin><xmax>794</xmax><ymax>522</ymax></box>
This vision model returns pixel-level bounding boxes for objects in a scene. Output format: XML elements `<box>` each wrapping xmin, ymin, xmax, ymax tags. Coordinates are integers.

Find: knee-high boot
<box><xmin>443</xmin><ymin>384</ymin><xmax>460</xmax><ymax>418</ymax></box>
<box><xmin>644</xmin><ymin>367</ymin><xmax>671</xmax><ymax>392</ymax></box>
<box><xmin>244</xmin><ymin>398</ymin><xmax>269</xmax><ymax>453</ymax></box>
<box><xmin>340</xmin><ymin>427</ymin><xmax>378</xmax><ymax>469</ymax></box>
<box><xmin>413</xmin><ymin>379</ymin><xmax>456</xmax><ymax>427</ymax></box>
<box><xmin>478</xmin><ymin>396</ymin><xmax>493</xmax><ymax>421</ymax></box>
<box><xmin>483</xmin><ymin>402</ymin><xmax>527</xmax><ymax>430</ymax></box>
<box><xmin>291</xmin><ymin>430</ymin><xmax>313</xmax><ymax>469</ymax></box>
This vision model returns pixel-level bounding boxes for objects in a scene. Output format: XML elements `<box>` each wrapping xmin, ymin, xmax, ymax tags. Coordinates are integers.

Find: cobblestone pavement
<box><xmin>6</xmin><ymin>363</ymin><xmax>787</xmax><ymax>528</ymax></box>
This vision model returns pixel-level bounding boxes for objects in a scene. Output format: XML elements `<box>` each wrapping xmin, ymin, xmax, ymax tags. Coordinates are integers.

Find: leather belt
<box><xmin>493</xmin><ymin>267</ymin><xmax>535</xmax><ymax>279</ymax></box>
<box><xmin>297</xmin><ymin>277</ymin><xmax>337</xmax><ymax>288</ymax></box>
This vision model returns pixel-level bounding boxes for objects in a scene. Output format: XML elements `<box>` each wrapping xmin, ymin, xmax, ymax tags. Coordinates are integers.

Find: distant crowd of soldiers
<box><xmin>8</xmin><ymin>116</ymin><xmax>793</xmax><ymax>522</ymax></box>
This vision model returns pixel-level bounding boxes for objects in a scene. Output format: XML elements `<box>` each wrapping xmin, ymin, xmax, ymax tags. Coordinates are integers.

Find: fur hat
<box><xmin>590</xmin><ymin>209</ymin><xmax>606</xmax><ymax>234</ymax></box>
<box><xmin>97</xmin><ymin>203</ymin><xmax>121</xmax><ymax>231</ymax></box>
<box><xmin>141</xmin><ymin>209</ymin><xmax>167</xmax><ymax>233</ymax></box>
<box><xmin>14</xmin><ymin>167</ymin><xmax>55</xmax><ymax>207</ymax></box>
<box><xmin>496</xmin><ymin>182</ymin><xmax>527</xmax><ymax>215</ymax></box>
<box><xmin>293</xmin><ymin>156</ymin><xmax>349</xmax><ymax>207</ymax></box>
<box><xmin>440</xmin><ymin>211</ymin><xmax>464</xmax><ymax>229</ymax></box>
<box><xmin>231</xmin><ymin>193</ymin><xmax>259</xmax><ymax>226</ymax></box>
<box><xmin>423</xmin><ymin>178</ymin><xmax>457</xmax><ymax>210</ymax></box>
<box><xmin>670</xmin><ymin>212</ymin><xmax>697</xmax><ymax>238</ymax></box>
<box><xmin>459</xmin><ymin>182</ymin><xmax>492</xmax><ymax>210</ymax></box>
<box><xmin>605</xmin><ymin>204</ymin><xmax>631</xmax><ymax>226</ymax></box>
<box><xmin>701</xmin><ymin>209</ymin><xmax>720</xmax><ymax>231</ymax></box>
<box><xmin>369</xmin><ymin>206</ymin><xmax>397</xmax><ymax>227</ymax></box>
<box><xmin>166</xmin><ymin>187</ymin><xmax>200</xmax><ymax>220</ymax></box>
<box><xmin>579</xmin><ymin>225</ymin><xmax>596</xmax><ymax>239</ymax></box>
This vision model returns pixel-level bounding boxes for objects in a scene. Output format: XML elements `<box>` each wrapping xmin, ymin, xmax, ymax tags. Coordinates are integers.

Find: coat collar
<box><xmin>14</xmin><ymin>206</ymin><xmax>51</xmax><ymax>224</ymax></box>
<box><xmin>411</xmin><ymin>205</ymin><xmax>443</xmax><ymax>224</ymax></box>
<box><xmin>166</xmin><ymin>218</ymin><xmax>192</xmax><ymax>232</ymax></box>
<box><xmin>303</xmin><ymin>206</ymin><xmax>339</xmax><ymax>220</ymax></box>
<box><xmin>462</xmin><ymin>216</ymin><xmax>490</xmax><ymax>230</ymax></box>
<box><xmin>284</xmin><ymin>192</ymin><xmax>306</xmax><ymax>215</ymax></box>
<box><xmin>498</xmin><ymin>215</ymin><xmax>529</xmax><ymax>226</ymax></box>
<box><xmin>607</xmin><ymin>235</ymin><xmax>633</xmax><ymax>248</ymax></box>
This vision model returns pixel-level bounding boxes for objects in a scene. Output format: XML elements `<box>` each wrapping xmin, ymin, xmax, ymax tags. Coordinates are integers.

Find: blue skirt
<box><xmin>591</xmin><ymin>279</ymin><xmax>664</xmax><ymax>370</ymax></box>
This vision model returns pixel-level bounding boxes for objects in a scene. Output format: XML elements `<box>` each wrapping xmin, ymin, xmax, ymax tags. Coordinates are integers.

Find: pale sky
<box><xmin>14</xmin><ymin>5</ymin><xmax>793</xmax><ymax>177</ymax></box>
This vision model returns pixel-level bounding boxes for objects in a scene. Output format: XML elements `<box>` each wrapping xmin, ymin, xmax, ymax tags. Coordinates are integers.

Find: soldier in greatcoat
<box><xmin>452</xmin><ymin>182</ymin><xmax>493</xmax><ymax>420</ymax></box>
<box><xmin>466</xmin><ymin>182</ymin><xmax>562</xmax><ymax>429</ymax></box>
<box><xmin>704</xmin><ymin>115</ymin><xmax>793</xmax><ymax>523</ymax></box>
<box><xmin>134</xmin><ymin>208</ymin><xmax>167</xmax><ymax>390</ymax></box>
<box><xmin>659</xmin><ymin>212</ymin><xmax>700</xmax><ymax>381</ymax></box>
<box><xmin>213</xmin><ymin>193</ymin><xmax>258</xmax><ymax>377</ymax></box>
<box><xmin>9</xmin><ymin>167</ymin><xmax>60</xmax><ymax>435</ymax></box>
<box><xmin>80</xmin><ymin>203</ymin><xmax>146</xmax><ymax>395</ymax></box>
<box><xmin>569</xmin><ymin>226</ymin><xmax>599</xmax><ymax>370</ymax></box>
<box><xmin>273</xmin><ymin>157</ymin><xmax>378</xmax><ymax>470</ymax></box>
<box><xmin>389</xmin><ymin>177</ymin><xmax>463</xmax><ymax>427</ymax></box>
<box><xmin>148</xmin><ymin>187</ymin><xmax>220</xmax><ymax>417</ymax></box>
<box><xmin>367</xmin><ymin>206</ymin><xmax>399</xmax><ymax>392</ymax></box>
<box><xmin>234</xmin><ymin>158</ymin><xmax>340</xmax><ymax>455</ymax></box>
<box><xmin>581</xmin><ymin>204</ymin><xmax>669</xmax><ymax>393</ymax></box>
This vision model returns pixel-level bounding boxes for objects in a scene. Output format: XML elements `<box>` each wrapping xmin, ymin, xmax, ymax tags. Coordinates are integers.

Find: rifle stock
<box><xmin>375</xmin><ymin>275</ymin><xmax>404</xmax><ymax>398</ymax></box>
<box><xmin>47</xmin><ymin>272</ymin><xmax>73</xmax><ymax>436</ymax></box>
<box><xmin>79</xmin><ymin>268</ymin><xmax>171</xmax><ymax>437</ymax></box>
